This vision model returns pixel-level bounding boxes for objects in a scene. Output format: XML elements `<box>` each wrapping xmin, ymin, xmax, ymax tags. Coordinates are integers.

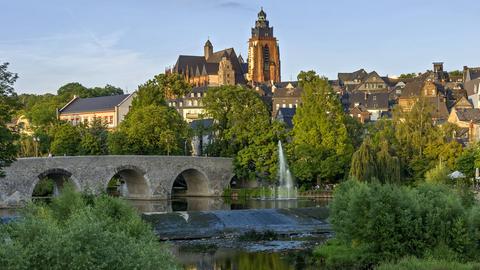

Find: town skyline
<box><xmin>3</xmin><ymin>0</ymin><xmax>479</xmax><ymax>94</ymax></box>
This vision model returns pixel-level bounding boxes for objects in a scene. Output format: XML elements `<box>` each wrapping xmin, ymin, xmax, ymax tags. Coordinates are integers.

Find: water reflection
<box><xmin>127</xmin><ymin>197</ymin><xmax>329</xmax><ymax>213</ymax></box>
<box><xmin>177</xmin><ymin>249</ymin><xmax>315</xmax><ymax>270</ymax></box>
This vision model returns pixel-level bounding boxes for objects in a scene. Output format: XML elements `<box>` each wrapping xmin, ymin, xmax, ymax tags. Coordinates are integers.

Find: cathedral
<box><xmin>247</xmin><ymin>8</ymin><xmax>281</xmax><ymax>85</ymax></box>
<box><xmin>169</xmin><ymin>8</ymin><xmax>281</xmax><ymax>87</ymax></box>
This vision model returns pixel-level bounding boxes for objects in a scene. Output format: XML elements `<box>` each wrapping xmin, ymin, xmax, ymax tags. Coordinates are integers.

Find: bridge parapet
<box><xmin>0</xmin><ymin>156</ymin><xmax>234</xmax><ymax>207</ymax></box>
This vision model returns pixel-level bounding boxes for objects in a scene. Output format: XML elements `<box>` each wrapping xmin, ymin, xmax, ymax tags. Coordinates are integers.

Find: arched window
<box><xmin>263</xmin><ymin>45</ymin><xmax>270</xmax><ymax>71</ymax></box>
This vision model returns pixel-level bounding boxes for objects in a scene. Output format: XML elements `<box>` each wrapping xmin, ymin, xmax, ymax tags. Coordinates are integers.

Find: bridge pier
<box><xmin>0</xmin><ymin>156</ymin><xmax>234</xmax><ymax>208</ymax></box>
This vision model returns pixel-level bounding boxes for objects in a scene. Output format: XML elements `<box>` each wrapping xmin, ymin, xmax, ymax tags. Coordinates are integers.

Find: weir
<box><xmin>143</xmin><ymin>207</ymin><xmax>330</xmax><ymax>240</ymax></box>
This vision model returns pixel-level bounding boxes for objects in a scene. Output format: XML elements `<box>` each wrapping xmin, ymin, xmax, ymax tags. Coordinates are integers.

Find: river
<box><xmin>134</xmin><ymin>197</ymin><xmax>330</xmax><ymax>270</ymax></box>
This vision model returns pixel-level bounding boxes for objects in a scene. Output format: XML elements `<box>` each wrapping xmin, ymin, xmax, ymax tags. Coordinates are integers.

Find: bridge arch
<box><xmin>31</xmin><ymin>168</ymin><xmax>80</xmax><ymax>198</ymax></box>
<box><xmin>105</xmin><ymin>165</ymin><xmax>151</xmax><ymax>199</ymax></box>
<box><xmin>171</xmin><ymin>166</ymin><xmax>211</xmax><ymax>197</ymax></box>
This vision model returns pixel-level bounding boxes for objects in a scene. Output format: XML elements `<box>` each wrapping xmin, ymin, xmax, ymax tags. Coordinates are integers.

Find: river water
<box><xmin>132</xmin><ymin>197</ymin><xmax>330</xmax><ymax>270</ymax></box>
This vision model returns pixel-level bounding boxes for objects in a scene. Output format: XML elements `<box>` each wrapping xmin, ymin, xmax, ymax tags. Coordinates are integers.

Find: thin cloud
<box><xmin>1</xmin><ymin>31</ymin><xmax>158</xmax><ymax>94</ymax></box>
<box><xmin>216</xmin><ymin>1</ymin><xmax>255</xmax><ymax>11</ymax></box>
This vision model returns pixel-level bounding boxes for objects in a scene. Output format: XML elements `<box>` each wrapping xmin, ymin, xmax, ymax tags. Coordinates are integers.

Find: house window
<box><xmin>109</xmin><ymin>116</ymin><xmax>113</xmax><ymax>124</ymax></box>
<box><xmin>190</xmin><ymin>93</ymin><xmax>194</xmax><ymax>97</ymax></box>
<box><xmin>276</xmin><ymin>104</ymin><xmax>280</xmax><ymax>109</ymax></box>
<box><xmin>187</xmin><ymin>100</ymin><xmax>192</xmax><ymax>106</ymax></box>
<box><xmin>282</xmin><ymin>104</ymin><xmax>286</xmax><ymax>108</ymax></box>
<box><xmin>288</xmin><ymin>104</ymin><xmax>293</xmax><ymax>108</ymax></box>
<box><xmin>193</xmin><ymin>100</ymin><xmax>198</xmax><ymax>106</ymax></box>
<box><xmin>373</xmin><ymin>96</ymin><xmax>376</xmax><ymax>101</ymax></box>
<box><xmin>179</xmin><ymin>102</ymin><xmax>183</xmax><ymax>107</ymax></box>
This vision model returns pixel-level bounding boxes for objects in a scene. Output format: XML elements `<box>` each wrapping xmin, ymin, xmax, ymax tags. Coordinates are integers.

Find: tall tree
<box><xmin>110</xmin><ymin>105</ymin><xmax>189</xmax><ymax>155</ymax></box>
<box><xmin>50</xmin><ymin>123</ymin><xmax>82</xmax><ymax>156</ymax></box>
<box><xmin>132</xmin><ymin>73</ymin><xmax>191</xmax><ymax>109</ymax></box>
<box><xmin>202</xmin><ymin>85</ymin><xmax>287</xmax><ymax>182</ymax></box>
<box><xmin>0</xmin><ymin>62</ymin><xmax>18</xmax><ymax>174</ymax></box>
<box><xmin>291</xmin><ymin>71</ymin><xmax>354</xmax><ymax>184</ymax></box>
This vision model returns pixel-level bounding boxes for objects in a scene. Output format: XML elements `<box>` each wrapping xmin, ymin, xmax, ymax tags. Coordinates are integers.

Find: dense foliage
<box><xmin>315</xmin><ymin>180</ymin><xmax>480</xmax><ymax>269</ymax></box>
<box><xmin>377</xmin><ymin>257</ymin><xmax>480</xmax><ymax>270</ymax></box>
<box><xmin>132</xmin><ymin>73</ymin><xmax>190</xmax><ymax>109</ymax></box>
<box><xmin>108</xmin><ymin>105</ymin><xmax>189</xmax><ymax>155</ymax></box>
<box><xmin>351</xmin><ymin>99</ymin><xmax>463</xmax><ymax>183</ymax></box>
<box><xmin>202</xmin><ymin>85</ymin><xmax>287</xmax><ymax>183</ymax></box>
<box><xmin>0</xmin><ymin>187</ymin><xmax>178</xmax><ymax>269</ymax></box>
<box><xmin>290</xmin><ymin>71</ymin><xmax>354</xmax><ymax>184</ymax></box>
<box><xmin>0</xmin><ymin>62</ymin><xmax>19</xmax><ymax>174</ymax></box>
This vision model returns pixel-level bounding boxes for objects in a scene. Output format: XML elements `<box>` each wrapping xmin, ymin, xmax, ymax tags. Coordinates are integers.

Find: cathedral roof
<box><xmin>173</xmin><ymin>47</ymin><xmax>246</xmax><ymax>84</ymax></box>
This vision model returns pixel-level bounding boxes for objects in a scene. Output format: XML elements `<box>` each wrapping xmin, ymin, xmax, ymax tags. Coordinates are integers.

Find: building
<box><xmin>7</xmin><ymin>115</ymin><xmax>33</xmax><ymax>135</ymax></box>
<box><xmin>271</xmin><ymin>82</ymin><xmax>301</xmax><ymax>117</ymax></box>
<box><xmin>247</xmin><ymin>8</ymin><xmax>281</xmax><ymax>85</ymax></box>
<box><xmin>349</xmin><ymin>105</ymin><xmax>371</xmax><ymax>123</ymax></box>
<box><xmin>448</xmin><ymin>108</ymin><xmax>480</xmax><ymax>143</ymax></box>
<box><xmin>338</xmin><ymin>69</ymin><xmax>368</xmax><ymax>91</ymax></box>
<box><xmin>170</xmin><ymin>41</ymin><xmax>246</xmax><ymax>87</ymax></box>
<box><xmin>58</xmin><ymin>93</ymin><xmax>135</xmax><ymax>128</ymax></box>
<box><xmin>397</xmin><ymin>73</ymin><xmax>449</xmax><ymax>123</ymax></box>
<box><xmin>465</xmin><ymin>78</ymin><xmax>480</xmax><ymax>108</ymax></box>
<box><xmin>345</xmin><ymin>92</ymin><xmax>389</xmax><ymax>121</ymax></box>
<box><xmin>352</xmin><ymin>71</ymin><xmax>389</xmax><ymax>92</ymax></box>
<box><xmin>168</xmin><ymin>86</ymin><xmax>207</xmax><ymax>123</ymax></box>
<box><xmin>463</xmin><ymin>66</ymin><xmax>480</xmax><ymax>82</ymax></box>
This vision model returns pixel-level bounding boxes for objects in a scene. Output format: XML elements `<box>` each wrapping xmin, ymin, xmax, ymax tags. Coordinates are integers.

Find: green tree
<box><xmin>350</xmin><ymin>137</ymin><xmax>401</xmax><ymax>183</ymax></box>
<box><xmin>50</xmin><ymin>123</ymin><xmax>81</xmax><ymax>155</ymax></box>
<box><xmin>115</xmin><ymin>105</ymin><xmax>189</xmax><ymax>155</ymax></box>
<box><xmin>79</xmin><ymin>118</ymin><xmax>108</xmax><ymax>155</ymax></box>
<box><xmin>202</xmin><ymin>85</ymin><xmax>286</xmax><ymax>182</ymax></box>
<box><xmin>456</xmin><ymin>144</ymin><xmax>480</xmax><ymax>178</ymax></box>
<box><xmin>399</xmin><ymin>73</ymin><xmax>417</xmax><ymax>79</ymax></box>
<box><xmin>90</xmin><ymin>84</ymin><xmax>124</xmax><ymax>97</ymax></box>
<box><xmin>132</xmin><ymin>73</ymin><xmax>191</xmax><ymax>109</ymax></box>
<box><xmin>57</xmin><ymin>82</ymin><xmax>89</xmax><ymax>100</ymax></box>
<box><xmin>349</xmin><ymin>137</ymin><xmax>376</xmax><ymax>182</ymax></box>
<box><xmin>0</xmin><ymin>186</ymin><xmax>178</xmax><ymax>269</ymax></box>
<box><xmin>0</xmin><ymin>62</ymin><xmax>19</xmax><ymax>174</ymax></box>
<box><xmin>291</xmin><ymin>71</ymin><xmax>354</xmax><ymax>184</ymax></box>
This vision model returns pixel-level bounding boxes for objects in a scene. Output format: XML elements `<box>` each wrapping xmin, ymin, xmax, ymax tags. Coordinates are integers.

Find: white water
<box><xmin>276</xmin><ymin>141</ymin><xmax>297</xmax><ymax>200</ymax></box>
<box><xmin>260</xmin><ymin>141</ymin><xmax>297</xmax><ymax>200</ymax></box>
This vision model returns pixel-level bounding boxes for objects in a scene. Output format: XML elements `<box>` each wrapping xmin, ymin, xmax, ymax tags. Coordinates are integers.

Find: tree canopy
<box><xmin>132</xmin><ymin>73</ymin><xmax>190</xmax><ymax>109</ymax></box>
<box><xmin>0</xmin><ymin>63</ymin><xmax>19</xmax><ymax>174</ymax></box>
<box><xmin>108</xmin><ymin>105</ymin><xmax>189</xmax><ymax>155</ymax></box>
<box><xmin>202</xmin><ymin>85</ymin><xmax>287</xmax><ymax>182</ymax></box>
<box><xmin>290</xmin><ymin>71</ymin><xmax>354</xmax><ymax>184</ymax></box>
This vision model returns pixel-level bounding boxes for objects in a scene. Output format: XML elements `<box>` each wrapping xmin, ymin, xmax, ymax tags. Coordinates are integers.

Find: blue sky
<box><xmin>2</xmin><ymin>0</ymin><xmax>479</xmax><ymax>94</ymax></box>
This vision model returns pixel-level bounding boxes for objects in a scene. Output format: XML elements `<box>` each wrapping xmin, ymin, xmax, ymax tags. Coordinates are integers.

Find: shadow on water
<box><xmin>127</xmin><ymin>196</ymin><xmax>330</xmax><ymax>213</ymax></box>
<box><xmin>172</xmin><ymin>233</ymin><xmax>326</xmax><ymax>270</ymax></box>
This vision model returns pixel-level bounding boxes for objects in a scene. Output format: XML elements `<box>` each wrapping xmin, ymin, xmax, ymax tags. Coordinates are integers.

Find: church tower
<box><xmin>247</xmin><ymin>8</ymin><xmax>281</xmax><ymax>85</ymax></box>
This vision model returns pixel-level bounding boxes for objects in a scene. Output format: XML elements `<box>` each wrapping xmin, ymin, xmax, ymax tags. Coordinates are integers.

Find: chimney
<box><xmin>433</xmin><ymin>62</ymin><xmax>444</xmax><ymax>73</ymax></box>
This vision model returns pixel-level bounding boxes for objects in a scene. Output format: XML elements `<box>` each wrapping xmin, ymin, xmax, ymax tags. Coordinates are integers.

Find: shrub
<box><xmin>0</xmin><ymin>185</ymin><xmax>178</xmax><ymax>270</ymax></box>
<box><xmin>377</xmin><ymin>257</ymin><xmax>480</xmax><ymax>270</ymax></box>
<box><xmin>315</xmin><ymin>180</ymin><xmax>480</xmax><ymax>268</ymax></box>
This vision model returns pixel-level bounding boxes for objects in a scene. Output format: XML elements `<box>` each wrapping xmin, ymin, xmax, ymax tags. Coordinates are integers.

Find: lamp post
<box><xmin>33</xmin><ymin>136</ymin><xmax>40</xmax><ymax>157</ymax></box>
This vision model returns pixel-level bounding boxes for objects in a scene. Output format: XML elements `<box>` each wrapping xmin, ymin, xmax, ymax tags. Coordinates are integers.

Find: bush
<box><xmin>315</xmin><ymin>180</ymin><xmax>480</xmax><ymax>268</ymax></box>
<box><xmin>0</xmin><ymin>186</ymin><xmax>178</xmax><ymax>270</ymax></box>
<box><xmin>377</xmin><ymin>257</ymin><xmax>480</xmax><ymax>270</ymax></box>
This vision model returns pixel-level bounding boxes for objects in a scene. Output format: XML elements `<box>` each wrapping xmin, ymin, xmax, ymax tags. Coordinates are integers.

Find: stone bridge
<box><xmin>0</xmin><ymin>156</ymin><xmax>234</xmax><ymax>207</ymax></box>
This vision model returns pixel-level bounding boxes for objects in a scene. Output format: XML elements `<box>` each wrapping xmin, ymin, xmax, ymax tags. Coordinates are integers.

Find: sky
<box><xmin>2</xmin><ymin>0</ymin><xmax>480</xmax><ymax>94</ymax></box>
